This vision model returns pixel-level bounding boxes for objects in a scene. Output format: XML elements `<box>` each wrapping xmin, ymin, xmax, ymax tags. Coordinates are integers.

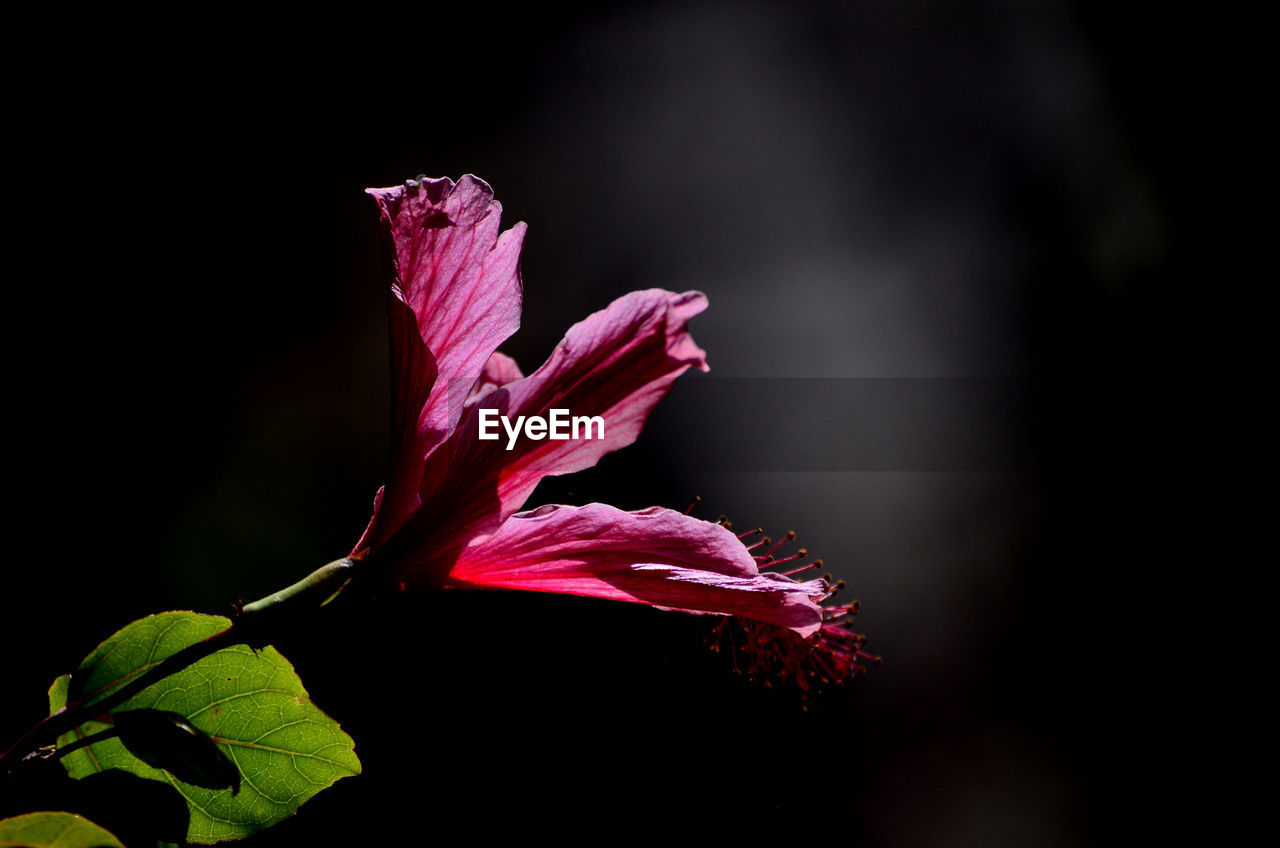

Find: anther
<box><xmin>762</xmin><ymin>549</ymin><xmax>807</xmax><ymax>568</ymax></box>
<box><xmin>763</xmin><ymin>534</ymin><xmax>795</xmax><ymax>558</ymax></box>
<box><xmin>685</xmin><ymin>496</ymin><xmax>702</xmax><ymax>515</ymax></box>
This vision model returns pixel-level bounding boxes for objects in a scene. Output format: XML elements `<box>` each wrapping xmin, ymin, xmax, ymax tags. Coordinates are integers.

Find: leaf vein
<box><xmin>209</xmin><ymin>735</ymin><xmax>358</xmax><ymax>771</ymax></box>
<box><xmin>185</xmin><ymin>688</ymin><xmax>305</xmax><ymax>719</ymax></box>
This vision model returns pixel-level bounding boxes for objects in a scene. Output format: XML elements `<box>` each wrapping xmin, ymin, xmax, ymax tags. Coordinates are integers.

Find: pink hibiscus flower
<box><xmin>351</xmin><ymin>174</ymin><xmax>876</xmax><ymax>685</ymax></box>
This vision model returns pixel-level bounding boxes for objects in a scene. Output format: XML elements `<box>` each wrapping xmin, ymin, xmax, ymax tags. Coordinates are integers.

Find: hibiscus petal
<box><xmin>356</xmin><ymin>292</ymin><xmax>439</xmax><ymax>550</ymax></box>
<box><xmin>445</xmin><ymin>503</ymin><xmax>825</xmax><ymax>636</ymax></box>
<box><xmin>434</xmin><ymin>289</ymin><xmax>709</xmax><ymax>538</ymax></box>
<box><xmin>367</xmin><ymin>175</ymin><xmax>525</xmax><ymax>457</ymax></box>
<box><xmin>463</xmin><ymin>351</ymin><xmax>524</xmax><ymax>410</ymax></box>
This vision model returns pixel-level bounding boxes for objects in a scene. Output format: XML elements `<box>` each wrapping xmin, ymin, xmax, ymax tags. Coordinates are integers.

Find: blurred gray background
<box><xmin>3</xmin><ymin>2</ymin><xmax>1188</xmax><ymax>845</ymax></box>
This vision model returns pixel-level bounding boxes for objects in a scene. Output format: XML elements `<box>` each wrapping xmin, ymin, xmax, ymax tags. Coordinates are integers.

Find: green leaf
<box><xmin>0</xmin><ymin>811</ymin><xmax>124</xmax><ymax>848</ymax></box>
<box><xmin>49</xmin><ymin>612</ymin><xmax>360</xmax><ymax>844</ymax></box>
<box><xmin>69</xmin><ymin>612</ymin><xmax>230</xmax><ymax>708</ymax></box>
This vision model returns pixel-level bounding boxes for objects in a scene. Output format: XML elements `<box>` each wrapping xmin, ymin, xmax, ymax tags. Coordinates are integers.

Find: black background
<box><xmin>3</xmin><ymin>2</ymin><xmax>1204</xmax><ymax>844</ymax></box>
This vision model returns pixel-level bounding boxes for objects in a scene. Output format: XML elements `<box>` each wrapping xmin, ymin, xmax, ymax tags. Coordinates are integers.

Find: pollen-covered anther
<box><xmin>821</xmin><ymin>601</ymin><xmax>858</xmax><ymax>623</ymax></box>
<box><xmin>695</xmin><ymin>514</ymin><xmax>877</xmax><ymax>695</ymax></box>
<box><xmin>815</xmin><ymin>573</ymin><xmax>840</xmax><ymax>600</ymax></box>
<box><xmin>706</xmin><ymin>613</ymin><xmax>877</xmax><ymax>700</ymax></box>
<box><xmin>750</xmin><ymin>526</ymin><xmax>816</xmax><ymax>570</ymax></box>
<box><xmin>761</xmin><ymin>532</ymin><xmax>796</xmax><ymax>559</ymax></box>
<box><xmin>763</xmin><ymin>548</ymin><xmax>807</xmax><ymax>568</ymax></box>
<box><xmin>778</xmin><ymin>556</ymin><xmax>820</xmax><ymax>577</ymax></box>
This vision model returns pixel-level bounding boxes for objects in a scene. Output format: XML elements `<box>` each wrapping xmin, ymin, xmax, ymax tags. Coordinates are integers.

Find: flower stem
<box><xmin>239</xmin><ymin>558</ymin><xmax>355</xmax><ymax>616</ymax></box>
<box><xmin>44</xmin><ymin>727</ymin><xmax>120</xmax><ymax>763</ymax></box>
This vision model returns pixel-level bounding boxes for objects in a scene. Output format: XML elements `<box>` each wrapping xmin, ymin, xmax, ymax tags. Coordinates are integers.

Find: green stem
<box><xmin>239</xmin><ymin>558</ymin><xmax>354</xmax><ymax>616</ymax></box>
<box><xmin>46</xmin><ymin>727</ymin><xmax>120</xmax><ymax>763</ymax></box>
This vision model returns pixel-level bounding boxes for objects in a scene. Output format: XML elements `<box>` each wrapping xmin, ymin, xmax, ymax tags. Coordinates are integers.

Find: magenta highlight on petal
<box><xmin>353</xmin><ymin>173</ymin><xmax>875</xmax><ymax>688</ymax></box>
